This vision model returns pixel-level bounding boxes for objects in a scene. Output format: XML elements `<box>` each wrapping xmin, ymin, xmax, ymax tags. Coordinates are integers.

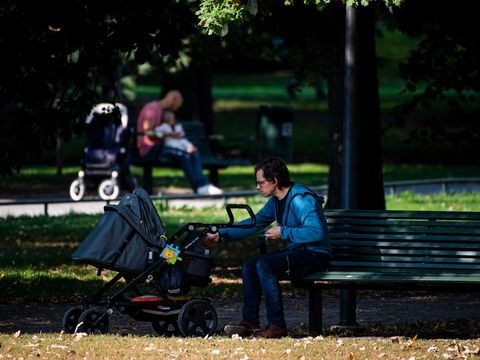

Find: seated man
<box><xmin>136</xmin><ymin>90</ymin><xmax>222</xmax><ymax>195</ymax></box>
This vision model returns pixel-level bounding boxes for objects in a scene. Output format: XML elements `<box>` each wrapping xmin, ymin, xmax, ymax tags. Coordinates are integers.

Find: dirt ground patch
<box><xmin>2</xmin><ymin>292</ymin><xmax>480</xmax><ymax>337</ymax></box>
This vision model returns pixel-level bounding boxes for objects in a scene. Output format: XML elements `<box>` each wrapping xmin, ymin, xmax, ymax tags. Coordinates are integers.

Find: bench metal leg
<box><xmin>339</xmin><ymin>287</ymin><xmax>359</xmax><ymax>326</ymax></box>
<box><xmin>143</xmin><ymin>165</ymin><xmax>153</xmax><ymax>195</ymax></box>
<box><xmin>308</xmin><ymin>286</ymin><xmax>323</xmax><ymax>335</ymax></box>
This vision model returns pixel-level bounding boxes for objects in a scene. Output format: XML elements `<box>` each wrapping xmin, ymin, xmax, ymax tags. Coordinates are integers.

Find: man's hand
<box><xmin>187</xmin><ymin>145</ymin><xmax>197</xmax><ymax>153</ymax></box>
<box><xmin>264</xmin><ymin>226</ymin><xmax>281</xmax><ymax>240</ymax></box>
<box><xmin>204</xmin><ymin>232</ymin><xmax>220</xmax><ymax>247</ymax></box>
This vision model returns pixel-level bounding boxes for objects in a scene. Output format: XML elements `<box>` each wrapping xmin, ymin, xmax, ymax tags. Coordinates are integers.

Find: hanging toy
<box><xmin>160</xmin><ymin>244</ymin><xmax>182</xmax><ymax>264</ymax></box>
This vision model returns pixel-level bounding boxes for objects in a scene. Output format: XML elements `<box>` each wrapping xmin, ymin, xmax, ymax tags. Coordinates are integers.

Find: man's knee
<box><xmin>255</xmin><ymin>257</ymin><xmax>274</xmax><ymax>277</ymax></box>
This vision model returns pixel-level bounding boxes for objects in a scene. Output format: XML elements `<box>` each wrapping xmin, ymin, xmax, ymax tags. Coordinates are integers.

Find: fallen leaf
<box><xmin>211</xmin><ymin>349</ymin><xmax>220</xmax><ymax>355</ymax></box>
<box><xmin>377</xmin><ymin>353</ymin><xmax>386</xmax><ymax>358</ymax></box>
<box><xmin>411</xmin><ymin>334</ymin><xmax>417</xmax><ymax>348</ymax></box>
<box><xmin>13</xmin><ymin>331</ymin><xmax>21</xmax><ymax>338</ymax></box>
<box><xmin>428</xmin><ymin>346</ymin><xmax>438</xmax><ymax>353</ymax></box>
<box><xmin>348</xmin><ymin>352</ymin><xmax>355</xmax><ymax>360</ymax></box>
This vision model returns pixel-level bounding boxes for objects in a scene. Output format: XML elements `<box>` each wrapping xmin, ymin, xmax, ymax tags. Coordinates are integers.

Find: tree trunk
<box><xmin>326</xmin><ymin>4</ymin><xmax>385</xmax><ymax>210</ymax></box>
<box><xmin>55</xmin><ymin>131</ymin><xmax>63</xmax><ymax>176</ymax></box>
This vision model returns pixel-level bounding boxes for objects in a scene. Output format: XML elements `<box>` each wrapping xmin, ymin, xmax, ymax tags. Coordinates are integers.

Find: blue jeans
<box><xmin>242</xmin><ymin>247</ymin><xmax>330</xmax><ymax>328</ymax></box>
<box><xmin>160</xmin><ymin>147</ymin><xmax>208</xmax><ymax>191</ymax></box>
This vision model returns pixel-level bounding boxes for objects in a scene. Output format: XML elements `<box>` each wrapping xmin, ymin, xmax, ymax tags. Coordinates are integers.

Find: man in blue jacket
<box><xmin>204</xmin><ymin>157</ymin><xmax>331</xmax><ymax>338</ymax></box>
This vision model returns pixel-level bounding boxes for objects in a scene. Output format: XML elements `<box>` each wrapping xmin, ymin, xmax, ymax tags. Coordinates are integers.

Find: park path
<box><xmin>1</xmin><ymin>292</ymin><xmax>480</xmax><ymax>336</ymax></box>
<box><xmin>1</xmin><ymin>180</ymin><xmax>480</xmax><ymax>218</ymax></box>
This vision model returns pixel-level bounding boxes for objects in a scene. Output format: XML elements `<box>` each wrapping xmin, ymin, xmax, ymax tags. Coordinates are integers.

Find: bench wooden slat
<box><xmin>332</xmin><ymin>240</ymin><xmax>480</xmax><ymax>250</ymax></box>
<box><xmin>303</xmin><ymin>270</ymin><xmax>480</xmax><ymax>284</ymax></box>
<box><xmin>329</xmin><ymin>225</ymin><xmax>480</xmax><ymax>235</ymax></box>
<box><xmin>333</xmin><ymin>247</ymin><xmax>480</xmax><ymax>257</ymax></box>
<box><xmin>331</xmin><ymin>233</ymin><xmax>480</xmax><ymax>242</ymax></box>
<box><xmin>333</xmin><ymin>254</ymin><xmax>480</xmax><ymax>264</ymax></box>
<box><xmin>325</xmin><ymin>209</ymin><xmax>480</xmax><ymax>220</ymax></box>
<box><xmin>328</xmin><ymin>218</ymin><xmax>480</xmax><ymax>228</ymax></box>
<box><xmin>329</xmin><ymin>260</ymin><xmax>480</xmax><ymax>270</ymax></box>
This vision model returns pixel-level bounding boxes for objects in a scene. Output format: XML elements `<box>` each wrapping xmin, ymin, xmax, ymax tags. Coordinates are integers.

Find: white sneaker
<box><xmin>196</xmin><ymin>184</ymin><xmax>210</xmax><ymax>195</ymax></box>
<box><xmin>207</xmin><ymin>184</ymin><xmax>223</xmax><ymax>195</ymax></box>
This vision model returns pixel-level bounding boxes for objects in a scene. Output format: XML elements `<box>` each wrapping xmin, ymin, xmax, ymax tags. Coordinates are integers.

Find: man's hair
<box><xmin>255</xmin><ymin>157</ymin><xmax>293</xmax><ymax>189</ymax></box>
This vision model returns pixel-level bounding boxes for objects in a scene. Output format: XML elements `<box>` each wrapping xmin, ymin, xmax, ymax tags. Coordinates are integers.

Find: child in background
<box><xmin>155</xmin><ymin>110</ymin><xmax>197</xmax><ymax>153</ymax></box>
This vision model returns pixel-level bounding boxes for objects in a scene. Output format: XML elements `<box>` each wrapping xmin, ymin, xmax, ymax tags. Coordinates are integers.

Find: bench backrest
<box><xmin>324</xmin><ymin>209</ymin><xmax>480</xmax><ymax>273</ymax></box>
<box><xmin>181</xmin><ymin>122</ymin><xmax>216</xmax><ymax>162</ymax></box>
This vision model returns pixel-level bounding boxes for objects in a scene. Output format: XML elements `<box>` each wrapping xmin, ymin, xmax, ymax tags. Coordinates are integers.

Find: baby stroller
<box><xmin>69</xmin><ymin>103</ymin><xmax>135</xmax><ymax>201</ymax></box>
<box><xmin>63</xmin><ymin>189</ymin><xmax>256</xmax><ymax>337</ymax></box>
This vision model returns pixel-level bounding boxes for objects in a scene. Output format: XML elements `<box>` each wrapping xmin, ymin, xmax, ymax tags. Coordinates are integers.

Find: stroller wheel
<box><xmin>69</xmin><ymin>179</ymin><xmax>85</xmax><ymax>201</ymax></box>
<box><xmin>152</xmin><ymin>316</ymin><xmax>180</xmax><ymax>337</ymax></box>
<box><xmin>177</xmin><ymin>299</ymin><xmax>217</xmax><ymax>337</ymax></box>
<box><xmin>62</xmin><ymin>307</ymin><xmax>83</xmax><ymax>333</ymax></box>
<box><xmin>98</xmin><ymin>179</ymin><xmax>120</xmax><ymax>200</ymax></box>
<box><xmin>76</xmin><ymin>307</ymin><xmax>110</xmax><ymax>334</ymax></box>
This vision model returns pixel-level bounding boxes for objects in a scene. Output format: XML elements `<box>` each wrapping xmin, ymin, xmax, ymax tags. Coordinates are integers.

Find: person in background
<box><xmin>204</xmin><ymin>157</ymin><xmax>331</xmax><ymax>338</ymax></box>
<box><xmin>136</xmin><ymin>90</ymin><xmax>222</xmax><ymax>195</ymax></box>
<box><xmin>155</xmin><ymin>110</ymin><xmax>197</xmax><ymax>154</ymax></box>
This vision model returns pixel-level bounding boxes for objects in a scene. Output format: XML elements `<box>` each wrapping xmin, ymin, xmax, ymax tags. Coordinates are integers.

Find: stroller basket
<box><xmin>182</xmin><ymin>249</ymin><xmax>212</xmax><ymax>286</ymax></box>
<box><xmin>72</xmin><ymin>189</ymin><xmax>165</xmax><ymax>273</ymax></box>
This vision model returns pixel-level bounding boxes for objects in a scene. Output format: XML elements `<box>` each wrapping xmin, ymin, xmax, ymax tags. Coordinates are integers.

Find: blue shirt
<box><xmin>219</xmin><ymin>183</ymin><xmax>331</xmax><ymax>255</ymax></box>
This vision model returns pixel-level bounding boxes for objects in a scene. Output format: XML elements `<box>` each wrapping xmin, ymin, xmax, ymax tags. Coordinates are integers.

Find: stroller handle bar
<box><xmin>225</xmin><ymin>204</ymin><xmax>256</xmax><ymax>227</ymax></box>
<box><xmin>167</xmin><ymin>204</ymin><xmax>256</xmax><ymax>247</ymax></box>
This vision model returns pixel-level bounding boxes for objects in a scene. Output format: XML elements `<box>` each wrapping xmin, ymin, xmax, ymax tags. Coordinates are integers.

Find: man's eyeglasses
<box><xmin>256</xmin><ymin>179</ymin><xmax>270</xmax><ymax>187</ymax></box>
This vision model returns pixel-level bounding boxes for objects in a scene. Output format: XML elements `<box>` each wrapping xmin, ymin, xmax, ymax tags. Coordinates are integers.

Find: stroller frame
<box><xmin>63</xmin><ymin>204</ymin><xmax>256</xmax><ymax>337</ymax></box>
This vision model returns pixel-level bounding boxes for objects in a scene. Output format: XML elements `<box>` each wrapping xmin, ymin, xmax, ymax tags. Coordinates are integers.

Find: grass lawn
<box><xmin>2</xmin><ymin>191</ymin><xmax>480</xmax><ymax>304</ymax></box>
<box><xmin>1</xmin><ymin>163</ymin><xmax>479</xmax><ymax>198</ymax></box>
<box><xmin>2</xmin><ymin>333</ymin><xmax>480</xmax><ymax>359</ymax></box>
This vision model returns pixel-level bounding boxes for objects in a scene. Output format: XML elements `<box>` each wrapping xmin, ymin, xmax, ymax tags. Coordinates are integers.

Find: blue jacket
<box><xmin>219</xmin><ymin>184</ymin><xmax>331</xmax><ymax>255</ymax></box>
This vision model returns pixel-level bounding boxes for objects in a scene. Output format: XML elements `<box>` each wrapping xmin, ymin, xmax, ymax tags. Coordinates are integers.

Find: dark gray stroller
<box><xmin>63</xmin><ymin>189</ymin><xmax>255</xmax><ymax>337</ymax></box>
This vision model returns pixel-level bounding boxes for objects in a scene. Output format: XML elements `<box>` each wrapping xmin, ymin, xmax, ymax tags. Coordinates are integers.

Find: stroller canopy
<box><xmin>72</xmin><ymin>189</ymin><xmax>166</xmax><ymax>273</ymax></box>
<box><xmin>85</xmin><ymin>103</ymin><xmax>128</xmax><ymax>151</ymax></box>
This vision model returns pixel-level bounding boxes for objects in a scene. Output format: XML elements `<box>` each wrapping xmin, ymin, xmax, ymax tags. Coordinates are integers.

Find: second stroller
<box><xmin>69</xmin><ymin>103</ymin><xmax>135</xmax><ymax>201</ymax></box>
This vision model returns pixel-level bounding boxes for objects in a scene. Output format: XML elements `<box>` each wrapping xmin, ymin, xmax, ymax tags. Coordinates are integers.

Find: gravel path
<box><xmin>2</xmin><ymin>292</ymin><xmax>480</xmax><ymax>336</ymax></box>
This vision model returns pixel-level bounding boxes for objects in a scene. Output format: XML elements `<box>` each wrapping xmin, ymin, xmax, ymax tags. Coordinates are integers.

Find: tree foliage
<box><xmin>395</xmin><ymin>0</ymin><xmax>480</xmax><ymax>109</ymax></box>
<box><xmin>0</xmin><ymin>0</ymin><xmax>195</xmax><ymax>174</ymax></box>
<box><xmin>197</xmin><ymin>0</ymin><xmax>402</xmax><ymax>36</ymax></box>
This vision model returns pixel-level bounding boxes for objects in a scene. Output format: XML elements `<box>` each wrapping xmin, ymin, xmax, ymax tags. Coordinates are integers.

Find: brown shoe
<box><xmin>255</xmin><ymin>324</ymin><xmax>288</xmax><ymax>339</ymax></box>
<box><xmin>224</xmin><ymin>320</ymin><xmax>260</xmax><ymax>337</ymax></box>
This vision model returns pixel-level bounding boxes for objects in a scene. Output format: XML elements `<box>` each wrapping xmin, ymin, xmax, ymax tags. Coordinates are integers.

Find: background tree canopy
<box><xmin>1</xmin><ymin>0</ymin><xmax>478</xmax><ymax>189</ymax></box>
<box><xmin>0</xmin><ymin>0</ymin><xmax>194</xmax><ymax>174</ymax></box>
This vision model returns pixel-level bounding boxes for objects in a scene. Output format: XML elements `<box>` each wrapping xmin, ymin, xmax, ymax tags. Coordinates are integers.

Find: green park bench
<box><xmin>131</xmin><ymin>121</ymin><xmax>249</xmax><ymax>194</ymax></box>
<box><xmin>299</xmin><ymin>209</ymin><xmax>480</xmax><ymax>335</ymax></box>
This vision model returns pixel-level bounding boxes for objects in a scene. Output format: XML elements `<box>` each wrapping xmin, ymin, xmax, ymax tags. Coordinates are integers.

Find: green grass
<box><xmin>2</xmin><ymin>191</ymin><xmax>480</xmax><ymax>303</ymax></box>
<box><xmin>2</xmin><ymin>163</ymin><xmax>479</xmax><ymax>197</ymax></box>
